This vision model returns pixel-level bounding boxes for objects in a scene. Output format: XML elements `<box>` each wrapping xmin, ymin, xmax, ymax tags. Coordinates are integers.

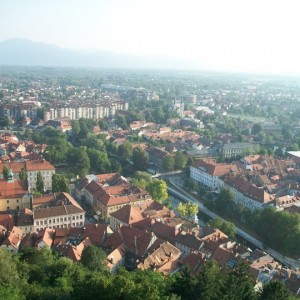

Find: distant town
<box><xmin>0</xmin><ymin>67</ymin><xmax>299</xmax><ymax>298</ymax></box>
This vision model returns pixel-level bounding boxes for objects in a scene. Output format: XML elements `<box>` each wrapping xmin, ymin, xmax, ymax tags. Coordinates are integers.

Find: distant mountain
<box><xmin>0</xmin><ymin>38</ymin><xmax>198</xmax><ymax>69</ymax></box>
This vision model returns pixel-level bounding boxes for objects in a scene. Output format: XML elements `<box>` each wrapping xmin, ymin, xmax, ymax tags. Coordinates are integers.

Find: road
<box><xmin>167</xmin><ymin>178</ymin><xmax>300</xmax><ymax>270</ymax></box>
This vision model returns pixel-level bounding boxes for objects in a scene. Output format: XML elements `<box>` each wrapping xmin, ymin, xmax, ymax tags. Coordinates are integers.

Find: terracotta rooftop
<box><xmin>0</xmin><ymin>179</ymin><xmax>28</xmax><ymax>199</ymax></box>
<box><xmin>1</xmin><ymin>226</ymin><xmax>23</xmax><ymax>250</ymax></box>
<box><xmin>25</xmin><ymin>159</ymin><xmax>55</xmax><ymax>171</ymax></box>
<box><xmin>137</xmin><ymin>241</ymin><xmax>181</xmax><ymax>275</ymax></box>
<box><xmin>193</xmin><ymin>159</ymin><xmax>239</xmax><ymax>176</ymax></box>
<box><xmin>110</xmin><ymin>205</ymin><xmax>144</xmax><ymax>225</ymax></box>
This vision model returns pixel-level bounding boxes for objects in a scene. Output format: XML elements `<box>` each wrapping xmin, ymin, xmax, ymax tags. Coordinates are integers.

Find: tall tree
<box><xmin>174</xmin><ymin>152</ymin><xmax>188</xmax><ymax>170</ymax></box>
<box><xmin>2</xmin><ymin>165</ymin><xmax>9</xmax><ymax>180</ymax></box>
<box><xmin>259</xmin><ymin>280</ymin><xmax>292</xmax><ymax>300</ymax></box>
<box><xmin>52</xmin><ymin>174</ymin><xmax>70</xmax><ymax>193</ymax></box>
<box><xmin>118</xmin><ymin>142</ymin><xmax>133</xmax><ymax>160</ymax></box>
<box><xmin>36</xmin><ymin>172</ymin><xmax>44</xmax><ymax>193</ymax></box>
<box><xmin>146</xmin><ymin>179</ymin><xmax>168</xmax><ymax>203</ymax></box>
<box><xmin>81</xmin><ymin>245</ymin><xmax>107</xmax><ymax>272</ymax></box>
<box><xmin>177</xmin><ymin>202</ymin><xmax>187</xmax><ymax>218</ymax></box>
<box><xmin>19</xmin><ymin>167</ymin><xmax>27</xmax><ymax>180</ymax></box>
<box><xmin>132</xmin><ymin>147</ymin><xmax>148</xmax><ymax>170</ymax></box>
<box><xmin>162</xmin><ymin>155</ymin><xmax>175</xmax><ymax>171</ymax></box>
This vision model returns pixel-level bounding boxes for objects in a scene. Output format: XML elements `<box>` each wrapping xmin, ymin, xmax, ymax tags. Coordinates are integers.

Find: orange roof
<box><xmin>25</xmin><ymin>159</ymin><xmax>55</xmax><ymax>171</ymax></box>
<box><xmin>83</xmin><ymin>224</ymin><xmax>107</xmax><ymax>245</ymax></box>
<box><xmin>193</xmin><ymin>159</ymin><xmax>238</xmax><ymax>176</ymax></box>
<box><xmin>0</xmin><ymin>179</ymin><xmax>28</xmax><ymax>198</ymax></box>
<box><xmin>0</xmin><ymin>161</ymin><xmax>25</xmax><ymax>173</ymax></box>
<box><xmin>35</xmin><ymin>228</ymin><xmax>55</xmax><ymax>248</ymax></box>
<box><xmin>110</xmin><ymin>205</ymin><xmax>144</xmax><ymax>225</ymax></box>
<box><xmin>1</xmin><ymin>226</ymin><xmax>23</xmax><ymax>249</ymax></box>
<box><xmin>0</xmin><ymin>214</ymin><xmax>15</xmax><ymax>230</ymax></box>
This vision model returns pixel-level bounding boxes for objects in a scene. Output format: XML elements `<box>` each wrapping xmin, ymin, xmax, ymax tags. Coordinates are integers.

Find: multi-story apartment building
<box><xmin>223</xmin><ymin>175</ymin><xmax>275</xmax><ymax>210</ymax></box>
<box><xmin>32</xmin><ymin>192</ymin><xmax>85</xmax><ymax>232</ymax></box>
<box><xmin>190</xmin><ymin>159</ymin><xmax>239</xmax><ymax>191</ymax></box>
<box><xmin>44</xmin><ymin>101</ymin><xmax>128</xmax><ymax>122</ymax></box>
<box><xmin>221</xmin><ymin>142</ymin><xmax>256</xmax><ymax>159</ymax></box>
<box><xmin>0</xmin><ymin>102</ymin><xmax>40</xmax><ymax>120</ymax></box>
<box><xmin>26</xmin><ymin>160</ymin><xmax>55</xmax><ymax>192</ymax></box>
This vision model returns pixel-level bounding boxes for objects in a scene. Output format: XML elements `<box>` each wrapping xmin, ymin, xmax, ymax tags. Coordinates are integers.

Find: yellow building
<box><xmin>0</xmin><ymin>173</ymin><xmax>31</xmax><ymax>211</ymax></box>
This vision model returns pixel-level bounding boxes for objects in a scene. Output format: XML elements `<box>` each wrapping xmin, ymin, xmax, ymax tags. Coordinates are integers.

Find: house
<box><xmin>110</xmin><ymin>205</ymin><xmax>144</xmax><ymax>231</ymax></box>
<box><xmin>85</xmin><ymin>181</ymin><xmax>151</xmax><ymax>222</ymax></box>
<box><xmin>57</xmin><ymin>237</ymin><xmax>92</xmax><ymax>262</ymax></box>
<box><xmin>181</xmin><ymin>253</ymin><xmax>205</xmax><ymax>276</ymax></box>
<box><xmin>102</xmin><ymin>226</ymin><xmax>157</xmax><ymax>263</ymax></box>
<box><xmin>1</xmin><ymin>226</ymin><xmax>23</xmax><ymax>252</ymax></box>
<box><xmin>137</xmin><ymin>241</ymin><xmax>181</xmax><ymax>275</ymax></box>
<box><xmin>109</xmin><ymin>200</ymin><xmax>175</xmax><ymax>231</ymax></box>
<box><xmin>106</xmin><ymin>243</ymin><xmax>126</xmax><ymax>273</ymax></box>
<box><xmin>35</xmin><ymin>228</ymin><xmax>55</xmax><ymax>249</ymax></box>
<box><xmin>0</xmin><ymin>214</ymin><xmax>15</xmax><ymax>230</ymax></box>
<box><xmin>32</xmin><ymin>192</ymin><xmax>85</xmax><ymax>232</ymax></box>
<box><xmin>15</xmin><ymin>208</ymin><xmax>34</xmax><ymax>236</ymax></box>
<box><xmin>75</xmin><ymin>173</ymin><xmax>128</xmax><ymax>203</ymax></box>
<box><xmin>175</xmin><ymin>232</ymin><xmax>204</xmax><ymax>257</ymax></box>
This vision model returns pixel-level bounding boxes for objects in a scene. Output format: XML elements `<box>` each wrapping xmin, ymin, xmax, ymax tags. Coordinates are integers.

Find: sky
<box><xmin>1</xmin><ymin>0</ymin><xmax>300</xmax><ymax>74</ymax></box>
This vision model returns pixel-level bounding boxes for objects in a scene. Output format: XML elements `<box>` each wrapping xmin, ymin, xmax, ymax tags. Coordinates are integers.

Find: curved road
<box><xmin>167</xmin><ymin>178</ymin><xmax>300</xmax><ymax>270</ymax></box>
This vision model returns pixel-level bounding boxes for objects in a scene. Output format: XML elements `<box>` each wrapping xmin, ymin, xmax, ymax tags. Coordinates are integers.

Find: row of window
<box><xmin>36</xmin><ymin>222</ymin><xmax>83</xmax><ymax>232</ymax></box>
<box><xmin>35</xmin><ymin>214</ymin><xmax>83</xmax><ymax>226</ymax></box>
<box><xmin>7</xmin><ymin>199</ymin><xmax>19</xmax><ymax>203</ymax></box>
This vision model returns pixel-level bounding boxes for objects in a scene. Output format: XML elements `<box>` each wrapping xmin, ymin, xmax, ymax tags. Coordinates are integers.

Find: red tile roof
<box><xmin>25</xmin><ymin>159</ymin><xmax>55</xmax><ymax>171</ymax></box>
<box><xmin>0</xmin><ymin>179</ymin><xmax>28</xmax><ymax>198</ymax></box>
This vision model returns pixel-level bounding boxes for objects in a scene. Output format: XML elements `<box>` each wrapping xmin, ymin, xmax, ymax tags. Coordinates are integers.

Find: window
<box><xmin>60</xmin><ymin>218</ymin><xmax>63</xmax><ymax>222</ymax></box>
<box><xmin>17</xmin><ymin>206</ymin><xmax>19</xmax><ymax>210</ymax></box>
<box><xmin>64</xmin><ymin>217</ymin><xmax>67</xmax><ymax>221</ymax></box>
<box><xmin>80</xmin><ymin>215</ymin><xmax>83</xmax><ymax>219</ymax></box>
<box><xmin>49</xmin><ymin>220</ymin><xmax>51</xmax><ymax>224</ymax></box>
<box><xmin>40</xmin><ymin>220</ymin><xmax>43</xmax><ymax>225</ymax></box>
<box><xmin>72</xmin><ymin>216</ymin><xmax>75</xmax><ymax>220</ymax></box>
<box><xmin>7</xmin><ymin>200</ymin><xmax>9</xmax><ymax>204</ymax></box>
<box><xmin>36</xmin><ymin>221</ymin><xmax>39</xmax><ymax>226</ymax></box>
<box><xmin>17</xmin><ymin>199</ymin><xmax>19</xmax><ymax>203</ymax></box>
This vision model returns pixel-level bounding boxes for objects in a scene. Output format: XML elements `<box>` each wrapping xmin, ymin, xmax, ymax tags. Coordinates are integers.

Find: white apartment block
<box><xmin>33</xmin><ymin>192</ymin><xmax>85</xmax><ymax>232</ymax></box>
<box><xmin>44</xmin><ymin>101</ymin><xmax>129</xmax><ymax>122</ymax></box>
<box><xmin>190</xmin><ymin>165</ymin><xmax>223</xmax><ymax>190</ymax></box>
<box><xmin>33</xmin><ymin>210</ymin><xmax>85</xmax><ymax>232</ymax></box>
<box><xmin>26</xmin><ymin>160</ymin><xmax>55</xmax><ymax>192</ymax></box>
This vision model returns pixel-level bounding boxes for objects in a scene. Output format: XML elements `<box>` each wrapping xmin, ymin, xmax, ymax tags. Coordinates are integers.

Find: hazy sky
<box><xmin>1</xmin><ymin>0</ymin><xmax>300</xmax><ymax>74</ymax></box>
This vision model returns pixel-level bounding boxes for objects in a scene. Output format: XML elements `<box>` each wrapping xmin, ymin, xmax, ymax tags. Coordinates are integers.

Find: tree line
<box><xmin>204</xmin><ymin>188</ymin><xmax>300</xmax><ymax>257</ymax></box>
<box><xmin>0</xmin><ymin>246</ymin><xmax>295</xmax><ymax>300</ymax></box>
